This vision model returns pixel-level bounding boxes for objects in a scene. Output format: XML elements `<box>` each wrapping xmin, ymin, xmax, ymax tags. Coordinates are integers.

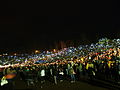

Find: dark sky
<box><xmin>0</xmin><ymin>1</ymin><xmax>118</xmax><ymax>53</ymax></box>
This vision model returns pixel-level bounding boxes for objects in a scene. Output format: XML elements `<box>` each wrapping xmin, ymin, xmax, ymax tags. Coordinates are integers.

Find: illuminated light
<box><xmin>47</xmin><ymin>51</ymin><xmax>49</xmax><ymax>53</ymax></box>
<box><xmin>5</xmin><ymin>53</ymin><xmax>8</xmax><ymax>55</ymax></box>
<box><xmin>53</xmin><ymin>49</ymin><xmax>56</xmax><ymax>52</ymax></box>
<box><xmin>0</xmin><ymin>55</ymin><xmax>2</xmax><ymax>56</ymax></box>
<box><xmin>81</xmin><ymin>58</ymin><xmax>84</xmax><ymax>61</ymax></box>
<box><xmin>14</xmin><ymin>53</ymin><xmax>17</xmax><ymax>56</ymax></box>
<box><xmin>69</xmin><ymin>50</ymin><xmax>72</xmax><ymax>52</ymax></box>
<box><xmin>64</xmin><ymin>48</ymin><xmax>67</xmax><ymax>50</ymax></box>
<box><xmin>35</xmin><ymin>50</ymin><xmax>39</xmax><ymax>53</ymax></box>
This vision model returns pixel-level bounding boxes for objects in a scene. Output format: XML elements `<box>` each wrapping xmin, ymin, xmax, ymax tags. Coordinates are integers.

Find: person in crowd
<box><xmin>86</xmin><ymin>61</ymin><xmax>95</xmax><ymax>80</ymax></box>
<box><xmin>2</xmin><ymin>38</ymin><xmax>120</xmax><ymax>89</ymax></box>
<box><xmin>69</xmin><ymin>63</ymin><xmax>76</xmax><ymax>83</ymax></box>
<box><xmin>52</xmin><ymin>63</ymin><xmax>58</xmax><ymax>84</ymax></box>
<box><xmin>63</xmin><ymin>62</ymin><xmax>68</xmax><ymax>79</ymax></box>
<box><xmin>76</xmin><ymin>61</ymin><xmax>83</xmax><ymax>80</ymax></box>
<box><xmin>58</xmin><ymin>65</ymin><xmax>64</xmax><ymax>82</ymax></box>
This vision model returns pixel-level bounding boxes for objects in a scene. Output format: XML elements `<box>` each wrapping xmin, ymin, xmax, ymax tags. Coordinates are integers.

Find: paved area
<box><xmin>1</xmin><ymin>74</ymin><xmax>119</xmax><ymax>90</ymax></box>
<box><xmin>14</xmin><ymin>78</ymin><xmax>109</xmax><ymax>90</ymax></box>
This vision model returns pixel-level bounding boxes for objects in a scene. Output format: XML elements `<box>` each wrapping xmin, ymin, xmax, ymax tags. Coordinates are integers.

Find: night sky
<box><xmin>0</xmin><ymin>1</ymin><xmax>118</xmax><ymax>53</ymax></box>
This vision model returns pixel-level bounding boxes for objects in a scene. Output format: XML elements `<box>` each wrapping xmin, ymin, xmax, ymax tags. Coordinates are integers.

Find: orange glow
<box><xmin>35</xmin><ymin>50</ymin><xmax>39</xmax><ymax>53</ymax></box>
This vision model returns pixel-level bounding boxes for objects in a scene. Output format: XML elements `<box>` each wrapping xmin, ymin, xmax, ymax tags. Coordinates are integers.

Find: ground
<box><xmin>14</xmin><ymin>78</ymin><xmax>109</xmax><ymax>90</ymax></box>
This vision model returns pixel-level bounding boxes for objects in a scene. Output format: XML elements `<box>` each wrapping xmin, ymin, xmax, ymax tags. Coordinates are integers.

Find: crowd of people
<box><xmin>1</xmin><ymin>38</ymin><xmax>120</xmax><ymax>89</ymax></box>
